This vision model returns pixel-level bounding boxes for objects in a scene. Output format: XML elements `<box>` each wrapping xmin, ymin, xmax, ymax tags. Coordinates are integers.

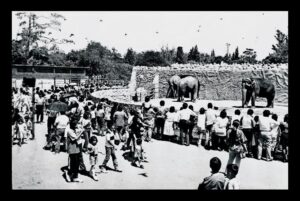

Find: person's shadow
<box><xmin>122</xmin><ymin>151</ymin><xmax>135</xmax><ymax>163</ymax></box>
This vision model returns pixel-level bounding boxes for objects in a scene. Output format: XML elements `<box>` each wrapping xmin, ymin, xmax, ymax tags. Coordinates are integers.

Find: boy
<box><xmin>224</xmin><ymin>164</ymin><xmax>240</xmax><ymax>190</ymax></box>
<box><xmin>198</xmin><ymin>157</ymin><xmax>226</xmax><ymax>190</ymax></box>
<box><xmin>197</xmin><ymin>107</ymin><xmax>207</xmax><ymax>147</ymax></box>
<box><xmin>100</xmin><ymin>125</ymin><xmax>122</xmax><ymax>173</ymax></box>
<box><xmin>132</xmin><ymin>138</ymin><xmax>146</xmax><ymax>169</ymax></box>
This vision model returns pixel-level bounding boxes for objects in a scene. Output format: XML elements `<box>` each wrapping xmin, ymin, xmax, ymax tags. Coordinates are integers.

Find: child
<box><xmin>100</xmin><ymin>125</ymin><xmax>122</xmax><ymax>173</ymax></box>
<box><xmin>90</xmin><ymin>105</ymin><xmax>97</xmax><ymax>131</ymax></box>
<box><xmin>270</xmin><ymin>113</ymin><xmax>280</xmax><ymax>153</ymax></box>
<box><xmin>143</xmin><ymin>108</ymin><xmax>155</xmax><ymax>142</ymax></box>
<box><xmin>279</xmin><ymin>114</ymin><xmax>288</xmax><ymax>162</ymax></box>
<box><xmin>231</xmin><ymin>109</ymin><xmax>241</xmax><ymax>127</ymax></box>
<box><xmin>87</xmin><ymin>136</ymin><xmax>99</xmax><ymax>181</ymax></box>
<box><xmin>132</xmin><ymin>138</ymin><xmax>146</xmax><ymax>169</ymax></box>
<box><xmin>197</xmin><ymin>107</ymin><xmax>207</xmax><ymax>147</ymax></box>
<box><xmin>16</xmin><ymin>117</ymin><xmax>27</xmax><ymax>146</ymax></box>
<box><xmin>198</xmin><ymin>157</ymin><xmax>226</xmax><ymax>190</ymax></box>
<box><xmin>24</xmin><ymin>115</ymin><xmax>33</xmax><ymax>140</ymax></box>
<box><xmin>224</xmin><ymin>164</ymin><xmax>240</xmax><ymax>190</ymax></box>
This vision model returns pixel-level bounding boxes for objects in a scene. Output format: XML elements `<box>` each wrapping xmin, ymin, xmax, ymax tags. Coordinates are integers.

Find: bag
<box><xmin>114</xmin><ymin>132</ymin><xmax>120</xmax><ymax>145</ymax></box>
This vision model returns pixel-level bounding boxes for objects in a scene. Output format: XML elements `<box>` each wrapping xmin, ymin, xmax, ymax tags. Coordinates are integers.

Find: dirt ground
<box><xmin>12</xmin><ymin>99</ymin><xmax>288</xmax><ymax>189</ymax></box>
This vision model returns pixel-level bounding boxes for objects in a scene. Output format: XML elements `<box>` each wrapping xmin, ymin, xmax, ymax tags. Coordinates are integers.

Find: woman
<box><xmin>212</xmin><ymin>109</ymin><xmax>229</xmax><ymax>151</ymax></box>
<box><xmin>226</xmin><ymin>120</ymin><xmax>248</xmax><ymax>169</ymax></box>
<box><xmin>163</xmin><ymin>106</ymin><xmax>177</xmax><ymax>141</ymax></box>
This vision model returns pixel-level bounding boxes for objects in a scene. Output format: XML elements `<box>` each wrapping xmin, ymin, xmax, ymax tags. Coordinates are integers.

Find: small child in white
<box><xmin>132</xmin><ymin>138</ymin><xmax>146</xmax><ymax>169</ymax></box>
<box><xmin>87</xmin><ymin>136</ymin><xmax>99</xmax><ymax>181</ymax></box>
<box><xmin>224</xmin><ymin>164</ymin><xmax>240</xmax><ymax>190</ymax></box>
<box><xmin>24</xmin><ymin>115</ymin><xmax>33</xmax><ymax>140</ymax></box>
<box><xmin>16</xmin><ymin>117</ymin><xmax>27</xmax><ymax>146</ymax></box>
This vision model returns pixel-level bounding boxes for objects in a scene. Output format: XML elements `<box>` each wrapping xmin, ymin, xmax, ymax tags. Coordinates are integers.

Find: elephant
<box><xmin>177</xmin><ymin>76</ymin><xmax>201</xmax><ymax>102</ymax></box>
<box><xmin>166</xmin><ymin>75</ymin><xmax>181</xmax><ymax>98</ymax></box>
<box><xmin>241</xmin><ymin>78</ymin><xmax>275</xmax><ymax>108</ymax></box>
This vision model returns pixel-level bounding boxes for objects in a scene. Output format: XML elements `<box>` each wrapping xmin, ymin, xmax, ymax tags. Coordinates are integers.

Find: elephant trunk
<box><xmin>242</xmin><ymin>82</ymin><xmax>246</xmax><ymax>107</ymax></box>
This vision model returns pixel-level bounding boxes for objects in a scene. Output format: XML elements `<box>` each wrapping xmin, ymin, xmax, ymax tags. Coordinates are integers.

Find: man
<box><xmin>198</xmin><ymin>157</ymin><xmax>226</xmax><ymax>190</ymax></box>
<box><xmin>53</xmin><ymin>111</ymin><xmax>69</xmax><ymax>153</ymax></box>
<box><xmin>36</xmin><ymin>93</ymin><xmax>45</xmax><ymax>123</ymax></box>
<box><xmin>177</xmin><ymin>102</ymin><xmax>196</xmax><ymax>146</ymax></box>
<box><xmin>155</xmin><ymin>100</ymin><xmax>167</xmax><ymax>140</ymax></box>
<box><xmin>205</xmin><ymin>103</ymin><xmax>216</xmax><ymax>148</ymax></box>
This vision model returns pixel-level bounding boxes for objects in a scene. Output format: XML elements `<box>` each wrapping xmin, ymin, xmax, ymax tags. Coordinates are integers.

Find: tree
<box><xmin>232</xmin><ymin>47</ymin><xmax>239</xmax><ymax>62</ymax></box>
<box><xmin>175</xmin><ymin>46</ymin><xmax>185</xmax><ymax>64</ymax></box>
<box><xmin>241</xmin><ymin>48</ymin><xmax>257</xmax><ymax>64</ymax></box>
<box><xmin>263</xmin><ymin>29</ymin><xmax>288</xmax><ymax>64</ymax></box>
<box><xmin>188</xmin><ymin>45</ymin><xmax>200</xmax><ymax>62</ymax></box>
<box><xmin>210</xmin><ymin>49</ymin><xmax>216</xmax><ymax>63</ymax></box>
<box><xmin>14</xmin><ymin>12</ymin><xmax>74</xmax><ymax>64</ymax></box>
<box><xmin>124</xmin><ymin>48</ymin><xmax>136</xmax><ymax>65</ymax></box>
<box><xmin>135</xmin><ymin>51</ymin><xmax>169</xmax><ymax>66</ymax></box>
<box><xmin>160</xmin><ymin>45</ymin><xmax>176</xmax><ymax>65</ymax></box>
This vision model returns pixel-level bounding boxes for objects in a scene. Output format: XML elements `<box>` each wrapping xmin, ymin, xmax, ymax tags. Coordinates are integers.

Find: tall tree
<box><xmin>210</xmin><ymin>49</ymin><xmax>216</xmax><ymax>63</ymax></box>
<box><xmin>160</xmin><ymin>45</ymin><xmax>176</xmax><ymax>65</ymax></box>
<box><xmin>124</xmin><ymin>48</ymin><xmax>136</xmax><ymax>65</ymax></box>
<box><xmin>14</xmin><ymin>12</ymin><xmax>74</xmax><ymax>63</ymax></box>
<box><xmin>135</xmin><ymin>51</ymin><xmax>168</xmax><ymax>66</ymax></box>
<box><xmin>263</xmin><ymin>29</ymin><xmax>288</xmax><ymax>63</ymax></box>
<box><xmin>241</xmin><ymin>48</ymin><xmax>257</xmax><ymax>64</ymax></box>
<box><xmin>175</xmin><ymin>46</ymin><xmax>185</xmax><ymax>64</ymax></box>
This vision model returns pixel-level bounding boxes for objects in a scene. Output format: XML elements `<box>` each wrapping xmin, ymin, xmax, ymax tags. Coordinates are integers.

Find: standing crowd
<box><xmin>11</xmin><ymin>84</ymin><xmax>288</xmax><ymax>188</ymax></box>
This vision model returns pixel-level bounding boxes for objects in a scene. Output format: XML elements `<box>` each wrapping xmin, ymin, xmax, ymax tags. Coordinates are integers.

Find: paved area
<box><xmin>12</xmin><ymin>102</ymin><xmax>288</xmax><ymax>189</ymax></box>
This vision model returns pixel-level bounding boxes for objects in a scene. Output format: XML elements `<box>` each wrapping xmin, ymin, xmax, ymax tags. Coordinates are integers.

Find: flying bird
<box><xmin>262</xmin><ymin>13</ymin><xmax>265</xmax><ymax>15</ymax></box>
<box><xmin>220</xmin><ymin>18</ymin><xmax>223</xmax><ymax>20</ymax></box>
<box><xmin>58</xmin><ymin>29</ymin><xmax>61</xmax><ymax>32</ymax></box>
<box><xmin>99</xmin><ymin>19</ymin><xmax>103</xmax><ymax>22</ymax></box>
<box><xmin>242</xmin><ymin>37</ymin><xmax>245</xmax><ymax>39</ymax></box>
<box><xmin>48</xmin><ymin>32</ymin><xmax>52</xmax><ymax>35</ymax></box>
<box><xmin>197</xmin><ymin>29</ymin><xmax>200</xmax><ymax>32</ymax></box>
<box><xmin>70</xmin><ymin>33</ymin><xmax>74</xmax><ymax>37</ymax></box>
<box><xmin>124</xmin><ymin>33</ymin><xmax>127</xmax><ymax>36</ymax></box>
<box><xmin>155</xmin><ymin>31</ymin><xmax>159</xmax><ymax>34</ymax></box>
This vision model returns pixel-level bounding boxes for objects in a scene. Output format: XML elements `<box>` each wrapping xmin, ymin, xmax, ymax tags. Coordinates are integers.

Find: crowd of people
<box><xmin>11</xmin><ymin>83</ymin><xmax>288</xmax><ymax>188</ymax></box>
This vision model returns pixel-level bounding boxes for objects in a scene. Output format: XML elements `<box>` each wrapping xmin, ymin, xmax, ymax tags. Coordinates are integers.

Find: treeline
<box><xmin>11</xmin><ymin>12</ymin><xmax>288</xmax><ymax>82</ymax></box>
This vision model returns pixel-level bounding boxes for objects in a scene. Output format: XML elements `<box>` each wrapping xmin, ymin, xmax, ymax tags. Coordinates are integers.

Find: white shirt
<box><xmin>206</xmin><ymin>108</ymin><xmax>216</xmax><ymax>125</ymax></box>
<box><xmin>241</xmin><ymin>115</ymin><xmax>254</xmax><ymax>129</ymax></box>
<box><xmin>178</xmin><ymin>108</ymin><xmax>196</xmax><ymax>121</ymax></box>
<box><xmin>197</xmin><ymin>114</ymin><xmax>206</xmax><ymax>129</ymax></box>
<box><xmin>224</xmin><ymin>178</ymin><xmax>240</xmax><ymax>190</ymax></box>
<box><xmin>259</xmin><ymin>116</ymin><xmax>275</xmax><ymax>132</ymax></box>
<box><xmin>214</xmin><ymin>117</ymin><xmax>228</xmax><ymax>136</ymax></box>
<box><xmin>270</xmin><ymin>120</ymin><xmax>280</xmax><ymax>138</ymax></box>
<box><xmin>55</xmin><ymin>115</ymin><xmax>69</xmax><ymax>129</ymax></box>
<box><xmin>231</xmin><ymin>115</ymin><xmax>241</xmax><ymax>125</ymax></box>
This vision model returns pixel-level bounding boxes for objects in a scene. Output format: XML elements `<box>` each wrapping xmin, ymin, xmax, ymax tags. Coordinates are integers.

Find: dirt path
<box><xmin>12</xmin><ymin>114</ymin><xmax>288</xmax><ymax>189</ymax></box>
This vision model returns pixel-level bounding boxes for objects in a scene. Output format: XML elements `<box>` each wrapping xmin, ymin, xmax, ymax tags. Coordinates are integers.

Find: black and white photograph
<box><xmin>11</xmin><ymin>11</ymin><xmax>288</xmax><ymax>189</ymax></box>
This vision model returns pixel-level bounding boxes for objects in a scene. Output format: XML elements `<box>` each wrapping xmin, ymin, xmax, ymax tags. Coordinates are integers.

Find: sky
<box><xmin>12</xmin><ymin>11</ymin><xmax>288</xmax><ymax>60</ymax></box>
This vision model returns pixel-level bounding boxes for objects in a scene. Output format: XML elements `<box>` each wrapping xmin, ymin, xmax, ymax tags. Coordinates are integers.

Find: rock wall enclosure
<box><xmin>132</xmin><ymin>64</ymin><xmax>288</xmax><ymax>104</ymax></box>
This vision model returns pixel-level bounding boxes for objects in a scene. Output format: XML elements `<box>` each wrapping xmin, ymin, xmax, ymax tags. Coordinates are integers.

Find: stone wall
<box><xmin>132</xmin><ymin>64</ymin><xmax>288</xmax><ymax>104</ymax></box>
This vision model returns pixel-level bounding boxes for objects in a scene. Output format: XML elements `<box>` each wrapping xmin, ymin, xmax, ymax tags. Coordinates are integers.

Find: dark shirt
<box><xmin>198</xmin><ymin>172</ymin><xmax>226</xmax><ymax>190</ymax></box>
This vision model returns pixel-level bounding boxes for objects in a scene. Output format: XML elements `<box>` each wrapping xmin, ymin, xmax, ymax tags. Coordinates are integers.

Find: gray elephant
<box><xmin>177</xmin><ymin>76</ymin><xmax>200</xmax><ymax>102</ymax></box>
<box><xmin>241</xmin><ymin>78</ymin><xmax>275</xmax><ymax>108</ymax></box>
<box><xmin>166</xmin><ymin>75</ymin><xmax>181</xmax><ymax>98</ymax></box>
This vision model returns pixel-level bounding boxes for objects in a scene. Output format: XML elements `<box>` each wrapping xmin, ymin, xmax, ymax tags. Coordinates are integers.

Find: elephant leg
<box><xmin>166</xmin><ymin>87</ymin><xmax>171</xmax><ymax>98</ymax></box>
<box><xmin>267</xmin><ymin>97</ymin><xmax>274</xmax><ymax>108</ymax></box>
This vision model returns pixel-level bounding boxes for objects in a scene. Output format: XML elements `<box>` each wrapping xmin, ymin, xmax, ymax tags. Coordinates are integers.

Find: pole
<box><xmin>32</xmin><ymin>87</ymin><xmax>35</xmax><ymax>140</ymax></box>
